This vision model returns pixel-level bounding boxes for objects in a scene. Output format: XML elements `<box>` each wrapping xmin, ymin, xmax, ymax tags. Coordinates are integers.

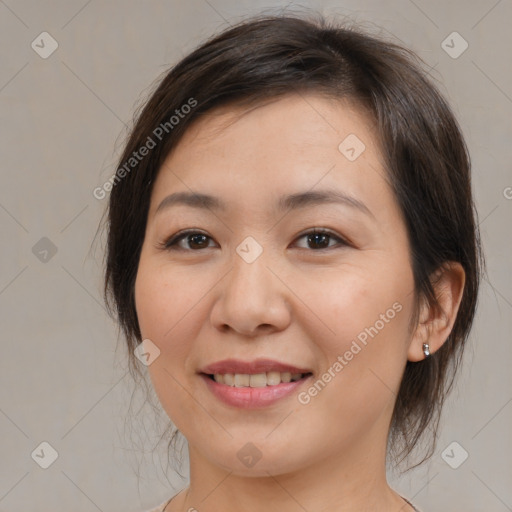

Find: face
<box><xmin>134</xmin><ymin>94</ymin><xmax>417</xmax><ymax>477</ymax></box>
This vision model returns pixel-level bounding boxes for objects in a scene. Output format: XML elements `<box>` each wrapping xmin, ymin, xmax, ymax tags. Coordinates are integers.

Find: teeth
<box><xmin>266</xmin><ymin>371</ymin><xmax>281</xmax><ymax>386</ymax></box>
<box><xmin>211</xmin><ymin>372</ymin><xmax>305</xmax><ymax>387</ymax></box>
<box><xmin>234</xmin><ymin>374</ymin><xmax>250</xmax><ymax>387</ymax></box>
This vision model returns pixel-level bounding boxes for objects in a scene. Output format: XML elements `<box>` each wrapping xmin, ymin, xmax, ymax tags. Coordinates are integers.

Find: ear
<box><xmin>407</xmin><ymin>261</ymin><xmax>466</xmax><ymax>362</ymax></box>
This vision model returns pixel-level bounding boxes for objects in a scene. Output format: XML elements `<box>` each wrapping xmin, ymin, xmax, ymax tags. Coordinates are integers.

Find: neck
<box><xmin>170</xmin><ymin>432</ymin><xmax>412</xmax><ymax>512</ymax></box>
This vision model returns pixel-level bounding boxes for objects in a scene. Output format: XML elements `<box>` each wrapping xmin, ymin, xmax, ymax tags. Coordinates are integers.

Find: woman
<box><xmin>101</xmin><ymin>13</ymin><xmax>483</xmax><ymax>512</ymax></box>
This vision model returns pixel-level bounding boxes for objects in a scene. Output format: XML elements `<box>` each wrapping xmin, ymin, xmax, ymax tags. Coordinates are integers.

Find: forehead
<box><xmin>175</xmin><ymin>94</ymin><xmax>377</xmax><ymax>156</ymax></box>
<box><xmin>151</xmin><ymin>93</ymin><xmax>392</xmax><ymax>218</ymax></box>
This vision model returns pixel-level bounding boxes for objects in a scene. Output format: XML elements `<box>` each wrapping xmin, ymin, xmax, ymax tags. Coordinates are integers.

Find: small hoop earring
<box><xmin>422</xmin><ymin>343</ymin><xmax>430</xmax><ymax>358</ymax></box>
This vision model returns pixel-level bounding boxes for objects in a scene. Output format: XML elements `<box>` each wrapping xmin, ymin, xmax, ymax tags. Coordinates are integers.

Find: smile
<box><xmin>200</xmin><ymin>372</ymin><xmax>313</xmax><ymax>408</ymax></box>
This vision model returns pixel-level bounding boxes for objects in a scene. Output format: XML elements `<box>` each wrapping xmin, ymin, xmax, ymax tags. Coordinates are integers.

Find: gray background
<box><xmin>1</xmin><ymin>1</ymin><xmax>511</xmax><ymax>511</ymax></box>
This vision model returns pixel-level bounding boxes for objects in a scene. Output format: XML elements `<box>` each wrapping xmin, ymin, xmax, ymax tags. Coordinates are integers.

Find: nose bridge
<box><xmin>211</xmin><ymin>237</ymin><xmax>290</xmax><ymax>335</ymax></box>
<box><xmin>229</xmin><ymin>238</ymin><xmax>275</xmax><ymax>306</ymax></box>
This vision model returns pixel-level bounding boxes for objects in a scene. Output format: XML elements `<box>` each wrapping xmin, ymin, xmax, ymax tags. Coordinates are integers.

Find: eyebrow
<box><xmin>155</xmin><ymin>189</ymin><xmax>375</xmax><ymax>219</ymax></box>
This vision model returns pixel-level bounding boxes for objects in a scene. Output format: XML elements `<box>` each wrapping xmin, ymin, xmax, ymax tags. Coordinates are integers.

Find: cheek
<box><xmin>294</xmin><ymin>262</ymin><xmax>406</xmax><ymax>347</ymax></box>
<box><xmin>296</xmin><ymin>261</ymin><xmax>413</xmax><ymax>397</ymax></box>
<box><xmin>134</xmin><ymin>260</ymin><xmax>204</xmax><ymax>425</ymax></box>
<box><xmin>134</xmin><ymin>256</ymin><xmax>225</xmax><ymax>371</ymax></box>
<box><xmin>135</xmin><ymin>258</ymin><xmax>196</xmax><ymax>342</ymax></box>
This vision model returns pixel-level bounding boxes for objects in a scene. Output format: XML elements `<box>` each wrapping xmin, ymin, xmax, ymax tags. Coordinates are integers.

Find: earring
<box><xmin>422</xmin><ymin>342</ymin><xmax>430</xmax><ymax>358</ymax></box>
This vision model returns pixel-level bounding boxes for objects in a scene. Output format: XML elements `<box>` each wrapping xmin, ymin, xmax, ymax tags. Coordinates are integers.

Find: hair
<box><xmin>99</xmin><ymin>11</ymin><xmax>484</xmax><ymax>473</ymax></box>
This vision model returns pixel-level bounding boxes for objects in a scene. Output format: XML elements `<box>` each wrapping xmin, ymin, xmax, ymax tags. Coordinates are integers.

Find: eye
<box><xmin>159</xmin><ymin>227</ymin><xmax>349</xmax><ymax>252</ymax></box>
<box><xmin>293</xmin><ymin>228</ymin><xmax>348</xmax><ymax>250</ymax></box>
<box><xmin>161</xmin><ymin>229</ymin><xmax>217</xmax><ymax>251</ymax></box>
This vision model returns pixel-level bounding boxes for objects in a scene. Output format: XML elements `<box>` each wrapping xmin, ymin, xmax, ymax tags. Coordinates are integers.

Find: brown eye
<box><xmin>307</xmin><ymin>232</ymin><xmax>330</xmax><ymax>249</ymax></box>
<box><xmin>186</xmin><ymin>233</ymin><xmax>210</xmax><ymax>249</ymax></box>
<box><xmin>294</xmin><ymin>229</ymin><xmax>348</xmax><ymax>250</ymax></box>
<box><xmin>163</xmin><ymin>230</ymin><xmax>216</xmax><ymax>251</ymax></box>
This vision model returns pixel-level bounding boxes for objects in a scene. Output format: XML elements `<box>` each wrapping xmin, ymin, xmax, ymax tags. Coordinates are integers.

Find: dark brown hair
<box><xmin>100</xmin><ymin>12</ymin><xmax>484</xmax><ymax>471</ymax></box>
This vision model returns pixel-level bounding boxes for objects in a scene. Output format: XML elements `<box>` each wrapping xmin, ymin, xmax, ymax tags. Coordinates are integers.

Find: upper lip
<box><xmin>199</xmin><ymin>358</ymin><xmax>312</xmax><ymax>375</ymax></box>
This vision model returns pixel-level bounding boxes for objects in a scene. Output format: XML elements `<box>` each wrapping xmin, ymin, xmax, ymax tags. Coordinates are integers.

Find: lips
<box><xmin>199</xmin><ymin>358</ymin><xmax>312</xmax><ymax>375</ymax></box>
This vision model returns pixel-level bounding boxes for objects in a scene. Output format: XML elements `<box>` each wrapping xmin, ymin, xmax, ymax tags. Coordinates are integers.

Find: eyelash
<box><xmin>159</xmin><ymin>228</ymin><xmax>350</xmax><ymax>252</ymax></box>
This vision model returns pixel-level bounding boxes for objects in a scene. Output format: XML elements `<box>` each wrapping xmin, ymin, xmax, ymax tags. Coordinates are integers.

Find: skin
<box><xmin>134</xmin><ymin>94</ymin><xmax>465</xmax><ymax>512</ymax></box>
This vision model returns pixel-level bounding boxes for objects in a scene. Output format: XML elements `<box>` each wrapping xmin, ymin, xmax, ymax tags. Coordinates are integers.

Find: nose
<box><xmin>210</xmin><ymin>246</ymin><xmax>292</xmax><ymax>337</ymax></box>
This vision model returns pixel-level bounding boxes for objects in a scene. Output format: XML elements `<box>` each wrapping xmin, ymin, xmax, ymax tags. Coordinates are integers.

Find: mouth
<box><xmin>198</xmin><ymin>358</ymin><xmax>314</xmax><ymax>408</ymax></box>
<box><xmin>200</xmin><ymin>372</ymin><xmax>313</xmax><ymax>408</ymax></box>
<box><xmin>201</xmin><ymin>371</ymin><xmax>313</xmax><ymax>387</ymax></box>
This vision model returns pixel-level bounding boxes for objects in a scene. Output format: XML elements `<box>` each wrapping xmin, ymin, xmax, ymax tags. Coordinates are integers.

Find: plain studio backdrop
<box><xmin>0</xmin><ymin>1</ymin><xmax>510</xmax><ymax>511</ymax></box>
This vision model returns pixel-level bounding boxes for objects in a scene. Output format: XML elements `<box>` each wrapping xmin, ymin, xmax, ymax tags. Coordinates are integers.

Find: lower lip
<box><xmin>200</xmin><ymin>373</ymin><xmax>312</xmax><ymax>409</ymax></box>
